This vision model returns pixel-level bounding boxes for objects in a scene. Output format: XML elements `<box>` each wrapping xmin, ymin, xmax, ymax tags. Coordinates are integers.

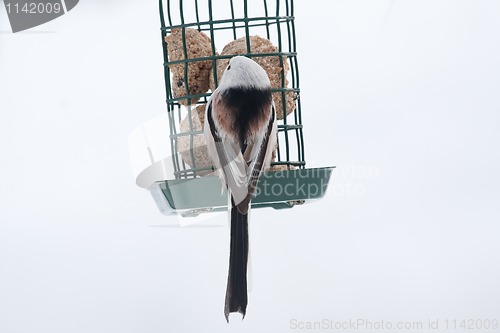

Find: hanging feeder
<box><xmin>144</xmin><ymin>0</ymin><xmax>334</xmax><ymax>217</ymax></box>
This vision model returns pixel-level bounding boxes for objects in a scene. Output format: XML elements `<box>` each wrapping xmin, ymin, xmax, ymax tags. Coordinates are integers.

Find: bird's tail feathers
<box><xmin>224</xmin><ymin>197</ymin><xmax>249</xmax><ymax>322</ymax></box>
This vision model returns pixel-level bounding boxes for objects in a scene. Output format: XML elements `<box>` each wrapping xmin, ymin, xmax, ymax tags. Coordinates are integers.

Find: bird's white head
<box><xmin>217</xmin><ymin>56</ymin><xmax>271</xmax><ymax>91</ymax></box>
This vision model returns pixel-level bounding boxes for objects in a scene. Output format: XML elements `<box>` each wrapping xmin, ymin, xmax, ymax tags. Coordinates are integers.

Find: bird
<box><xmin>204</xmin><ymin>55</ymin><xmax>278</xmax><ymax>321</ymax></box>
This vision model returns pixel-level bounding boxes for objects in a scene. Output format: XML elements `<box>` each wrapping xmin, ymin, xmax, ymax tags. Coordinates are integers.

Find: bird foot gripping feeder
<box><xmin>142</xmin><ymin>0</ymin><xmax>334</xmax><ymax>217</ymax></box>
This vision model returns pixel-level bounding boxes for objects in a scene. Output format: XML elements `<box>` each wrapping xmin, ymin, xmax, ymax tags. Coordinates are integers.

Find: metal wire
<box><xmin>160</xmin><ymin>0</ymin><xmax>306</xmax><ymax>179</ymax></box>
<box><xmin>161</xmin><ymin>16</ymin><xmax>292</xmax><ymax>32</ymax></box>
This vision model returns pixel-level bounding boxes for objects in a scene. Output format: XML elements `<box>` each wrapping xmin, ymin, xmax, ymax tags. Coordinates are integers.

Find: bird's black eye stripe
<box><xmin>227</xmin><ymin>65</ymin><xmax>231</xmax><ymax>70</ymax></box>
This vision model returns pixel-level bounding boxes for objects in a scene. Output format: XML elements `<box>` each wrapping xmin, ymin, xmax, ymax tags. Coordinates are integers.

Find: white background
<box><xmin>1</xmin><ymin>1</ymin><xmax>499</xmax><ymax>332</ymax></box>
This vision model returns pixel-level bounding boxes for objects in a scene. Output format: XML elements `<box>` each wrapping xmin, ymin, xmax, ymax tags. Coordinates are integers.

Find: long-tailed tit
<box><xmin>204</xmin><ymin>56</ymin><xmax>278</xmax><ymax>321</ymax></box>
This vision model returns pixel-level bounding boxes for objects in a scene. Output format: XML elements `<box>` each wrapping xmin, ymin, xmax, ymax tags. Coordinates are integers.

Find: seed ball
<box><xmin>176</xmin><ymin>105</ymin><xmax>213</xmax><ymax>175</ymax></box>
<box><xmin>165</xmin><ymin>28</ymin><xmax>213</xmax><ymax>105</ymax></box>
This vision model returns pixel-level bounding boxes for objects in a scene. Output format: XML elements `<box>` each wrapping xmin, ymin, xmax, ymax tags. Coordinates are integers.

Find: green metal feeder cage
<box><xmin>150</xmin><ymin>0</ymin><xmax>334</xmax><ymax>216</ymax></box>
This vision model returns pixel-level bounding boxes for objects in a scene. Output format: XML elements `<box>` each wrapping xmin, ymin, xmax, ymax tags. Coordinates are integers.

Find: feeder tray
<box><xmin>152</xmin><ymin>0</ymin><xmax>334</xmax><ymax>216</ymax></box>
<box><xmin>150</xmin><ymin>167</ymin><xmax>334</xmax><ymax>217</ymax></box>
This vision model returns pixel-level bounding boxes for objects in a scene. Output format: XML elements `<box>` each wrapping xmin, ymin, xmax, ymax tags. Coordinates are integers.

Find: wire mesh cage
<box><xmin>153</xmin><ymin>0</ymin><xmax>334</xmax><ymax>216</ymax></box>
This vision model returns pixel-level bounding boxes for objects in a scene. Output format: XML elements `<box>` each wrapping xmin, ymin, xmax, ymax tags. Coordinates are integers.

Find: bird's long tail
<box><xmin>224</xmin><ymin>197</ymin><xmax>249</xmax><ymax>322</ymax></box>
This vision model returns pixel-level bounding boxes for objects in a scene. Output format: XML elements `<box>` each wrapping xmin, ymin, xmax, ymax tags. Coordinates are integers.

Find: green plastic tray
<box><xmin>149</xmin><ymin>167</ymin><xmax>334</xmax><ymax>216</ymax></box>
